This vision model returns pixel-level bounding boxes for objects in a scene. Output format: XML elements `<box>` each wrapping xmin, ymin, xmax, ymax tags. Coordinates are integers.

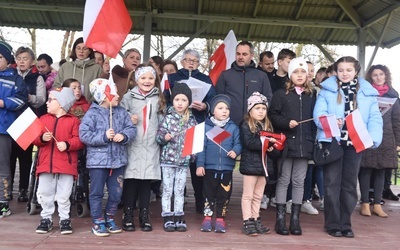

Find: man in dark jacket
<box><xmin>215</xmin><ymin>41</ymin><xmax>273</xmax><ymax>125</ymax></box>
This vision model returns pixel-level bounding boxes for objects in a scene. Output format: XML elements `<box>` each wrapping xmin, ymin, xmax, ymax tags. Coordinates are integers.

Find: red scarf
<box><xmin>372</xmin><ymin>83</ymin><xmax>389</xmax><ymax>96</ymax></box>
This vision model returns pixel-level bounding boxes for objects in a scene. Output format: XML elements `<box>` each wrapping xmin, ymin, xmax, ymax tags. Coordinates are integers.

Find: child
<box><xmin>0</xmin><ymin>41</ymin><xmax>27</xmax><ymax>217</ymax></box>
<box><xmin>156</xmin><ymin>82</ymin><xmax>196</xmax><ymax>232</ymax></box>
<box><xmin>62</xmin><ymin>78</ymin><xmax>90</xmax><ymax>120</ymax></box>
<box><xmin>79</xmin><ymin>79</ymin><xmax>136</xmax><ymax>237</ymax></box>
<box><xmin>196</xmin><ymin>94</ymin><xmax>242</xmax><ymax>233</ymax></box>
<box><xmin>268</xmin><ymin>57</ymin><xmax>316</xmax><ymax>236</ymax></box>
<box><xmin>120</xmin><ymin>64</ymin><xmax>166</xmax><ymax>232</ymax></box>
<box><xmin>33</xmin><ymin>87</ymin><xmax>84</xmax><ymax>234</ymax></box>
<box><xmin>240</xmin><ymin>92</ymin><xmax>280</xmax><ymax>236</ymax></box>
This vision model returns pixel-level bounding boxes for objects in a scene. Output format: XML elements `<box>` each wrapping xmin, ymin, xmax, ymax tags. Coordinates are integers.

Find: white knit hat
<box><xmin>288</xmin><ymin>57</ymin><xmax>308</xmax><ymax>77</ymax></box>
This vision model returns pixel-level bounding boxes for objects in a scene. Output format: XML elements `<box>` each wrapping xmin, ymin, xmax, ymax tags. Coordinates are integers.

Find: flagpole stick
<box><xmin>297</xmin><ymin>117</ymin><xmax>315</xmax><ymax>124</ymax></box>
<box><xmin>44</xmin><ymin>126</ymin><xmax>59</xmax><ymax>143</ymax></box>
<box><xmin>210</xmin><ymin>139</ymin><xmax>229</xmax><ymax>153</ymax></box>
<box><xmin>110</xmin><ymin>102</ymin><xmax>112</xmax><ymax>129</ymax></box>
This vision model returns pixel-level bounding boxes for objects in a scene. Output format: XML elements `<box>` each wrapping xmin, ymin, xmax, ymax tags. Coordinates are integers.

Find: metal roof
<box><xmin>0</xmin><ymin>0</ymin><xmax>400</xmax><ymax>48</ymax></box>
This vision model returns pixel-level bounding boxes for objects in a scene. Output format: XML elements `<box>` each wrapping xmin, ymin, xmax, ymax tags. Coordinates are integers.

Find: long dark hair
<box><xmin>366</xmin><ymin>64</ymin><xmax>392</xmax><ymax>87</ymax></box>
<box><xmin>69</xmin><ymin>37</ymin><xmax>95</xmax><ymax>61</ymax></box>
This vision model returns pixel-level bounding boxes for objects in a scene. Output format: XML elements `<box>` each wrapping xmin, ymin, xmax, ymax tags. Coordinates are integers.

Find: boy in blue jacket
<box><xmin>196</xmin><ymin>94</ymin><xmax>242</xmax><ymax>233</ymax></box>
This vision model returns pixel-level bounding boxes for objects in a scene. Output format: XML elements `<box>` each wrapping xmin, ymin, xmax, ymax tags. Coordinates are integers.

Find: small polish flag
<box><xmin>319</xmin><ymin>114</ymin><xmax>341</xmax><ymax>138</ymax></box>
<box><xmin>206</xmin><ymin>126</ymin><xmax>231</xmax><ymax>145</ymax></box>
<box><xmin>182</xmin><ymin>122</ymin><xmax>205</xmax><ymax>157</ymax></box>
<box><xmin>260</xmin><ymin>136</ymin><xmax>270</xmax><ymax>177</ymax></box>
<box><xmin>83</xmin><ymin>0</ymin><xmax>132</xmax><ymax>58</ymax></box>
<box><xmin>7</xmin><ymin>108</ymin><xmax>44</xmax><ymax>151</ymax></box>
<box><xmin>142</xmin><ymin>101</ymin><xmax>151</xmax><ymax>136</ymax></box>
<box><xmin>160</xmin><ymin>72</ymin><xmax>171</xmax><ymax>93</ymax></box>
<box><xmin>345</xmin><ymin>109</ymin><xmax>373</xmax><ymax>153</ymax></box>
<box><xmin>105</xmin><ymin>74</ymin><xmax>117</xmax><ymax>101</ymax></box>
<box><xmin>209</xmin><ymin>30</ymin><xmax>237</xmax><ymax>85</ymax></box>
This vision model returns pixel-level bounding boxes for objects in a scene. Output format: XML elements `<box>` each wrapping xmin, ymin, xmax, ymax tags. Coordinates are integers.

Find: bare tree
<box><xmin>26</xmin><ymin>28</ymin><xmax>36</xmax><ymax>55</ymax></box>
<box><xmin>60</xmin><ymin>31</ymin><xmax>70</xmax><ymax>59</ymax></box>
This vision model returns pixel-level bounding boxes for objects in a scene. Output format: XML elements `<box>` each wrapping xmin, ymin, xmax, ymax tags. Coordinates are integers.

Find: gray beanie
<box><xmin>50</xmin><ymin>87</ymin><xmax>76</xmax><ymax>112</ymax></box>
<box><xmin>210</xmin><ymin>94</ymin><xmax>231</xmax><ymax>115</ymax></box>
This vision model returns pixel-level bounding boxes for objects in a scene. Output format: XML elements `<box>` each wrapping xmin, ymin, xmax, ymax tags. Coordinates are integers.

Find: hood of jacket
<box><xmin>230</xmin><ymin>60</ymin><xmax>257</xmax><ymax>72</ymax></box>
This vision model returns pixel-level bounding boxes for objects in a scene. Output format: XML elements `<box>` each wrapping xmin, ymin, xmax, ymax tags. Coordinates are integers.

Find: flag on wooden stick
<box><xmin>345</xmin><ymin>109</ymin><xmax>373</xmax><ymax>153</ymax></box>
<box><xmin>319</xmin><ymin>114</ymin><xmax>341</xmax><ymax>138</ymax></box>
<box><xmin>182</xmin><ymin>123</ymin><xmax>205</xmax><ymax>157</ymax></box>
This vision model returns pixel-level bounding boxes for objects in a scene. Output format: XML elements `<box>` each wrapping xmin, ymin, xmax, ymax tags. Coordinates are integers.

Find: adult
<box><xmin>11</xmin><ymin>46</ymin><xmax>46</xmax><ymax>202</ymax></box>
<box><xmin>359</xmin><ymin>65</ymin><xmax>400</xmax><ymax>218</ymax></box>
<box><xmin>37</xmin><ymin>53</ymin><xmax>57</xmax><ymax>91</ymax></box>
<box><xmin>94</xmin><ymin>51</ymin><xmax>104</xmax><ymax>66</ymax></box>
<box><xmin>216</xmin><ymin>41</ymin><xmax>273</xmax><ymax>125</ymax></box>
<box><xmin>53</xmin><ymin>37</ymin><xmax>103</xmax><ymax>99</ymax></box>
<box><xmin>314</xmin><ymin>56</ymin><xmax>382</xmax><ymax>238</ymax></box>
<box><xmin>167</xmin><ymin>49</ymin><xmax>217</xmax><ymax>214</ymax></box>
<box><xmin>313</xmin><ymin>67</ymin><xmax>327</xmax><ymax>88</ymax></box>
<box><xmin>257</xmin><ymin>51</ymin><xmax>276</xmax><ymax>74</ymax></box>
<box><xmin>162</xmin><ymin>59</ymin><xmax>178</xmax><ymax>75</ymax></box>
<box><xmin>149</xmin><ymin>55</ymin><xmax>164</xmax><ymax>80</ymax></box>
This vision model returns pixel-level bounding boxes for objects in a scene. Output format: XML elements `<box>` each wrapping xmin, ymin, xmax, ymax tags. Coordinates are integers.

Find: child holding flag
<box><xmin>79</xmin><ymin>79</ymin><xmax>136</xmax><ymax>237</ymax></box>
<box><xmin>33</xmin><ymin>87</ymin><xmax>84</xmax><ymax>234</ymax></box>
<box><xmin>196</xmin><ymin>94</ymin><xmax>242</xmax><ymax>233</ymax></box>
<box><xmin>313</xmin><ymin>56</ymin><xmax>382</xmax><ymax>238</ymax></box>
<box><xmin>239</xmin><ymin>92</ymin><xmax>280</xmax><ymax>236</ymax></box>
<box><xmin>120</xmin><ymin>64</ymin><xmax>166</xmax><ymax>232</ymax></box>
<box><xmin>156</xmin><ymin>82</ymin><xmax>196</xmax><ymax>232</ymax></box>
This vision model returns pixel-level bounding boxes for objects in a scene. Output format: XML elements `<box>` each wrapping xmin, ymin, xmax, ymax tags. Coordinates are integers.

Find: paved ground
<box><xmin>1</xmin><ymin>171</ymin><xmax>400</xmax><ymax>250</ymax></box>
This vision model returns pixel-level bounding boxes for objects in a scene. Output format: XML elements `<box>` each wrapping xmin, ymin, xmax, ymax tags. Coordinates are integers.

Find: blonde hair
<box><xmin>285</xmin><ymin>78</ymin><xmax>313</xmax><ymax>96</ymax></box>
<box><xmin>245</xmin><ymin>106</ymin><xmax>273</xmax><ymax>133</ymax></box>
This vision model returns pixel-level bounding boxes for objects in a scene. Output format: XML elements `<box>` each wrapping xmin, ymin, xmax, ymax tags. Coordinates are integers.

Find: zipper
<box><xmin>299</xmin><ymin>94</ymin><xmax>303</xmax><ymax>158</ymax></box>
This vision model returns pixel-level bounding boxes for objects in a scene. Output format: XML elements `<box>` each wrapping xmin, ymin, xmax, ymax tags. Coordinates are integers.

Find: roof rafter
<box><xmin>335</xmin><ymin>0</ymin><xmax>362</xmax><ymax>28</ymax></box>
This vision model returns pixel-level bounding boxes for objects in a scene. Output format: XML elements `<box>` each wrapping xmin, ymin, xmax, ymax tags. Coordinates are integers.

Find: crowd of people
<box><xmin>0</xmin><ymin>37</ymin><xmax>398</xmax><ymax>239</ymax></box>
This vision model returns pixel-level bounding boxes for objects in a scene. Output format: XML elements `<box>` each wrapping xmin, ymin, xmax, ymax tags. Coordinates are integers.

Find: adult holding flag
<box><xmin>167</xmin><ymin>49</ymin><xmax>217</xmax><ymax>214</ymax></box>
<box><xmin>0</xmin><ymin>41</ymin><xmax>28</xmax><ymax>217</ymax></box>
<box><xmin>359</xmin><ymin>65</ymin><xmax>400</xmax><ymax>218</ymax></box>
<box><xmin>215</xmin><ymin>41</ymin><xmax>273</xmax><ymax>126</ymax></box>
<box><xmin>313</xmin><ymin>56</ymin><xmax>382</xmax><ymax>238</ymax></box>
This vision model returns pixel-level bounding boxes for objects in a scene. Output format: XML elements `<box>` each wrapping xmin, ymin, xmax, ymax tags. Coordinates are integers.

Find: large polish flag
<box><xmin>209</xmin><ymin>30</ymin><xmax>237</xmax><ymax>85</ymax></box>
<box><xmin>206</xmin><ymin>126</ymin><xmax>231</xmax><ymax>145</ymax></box>
<box><xmin>7</xmin><ymin>108</ymin><xmax>43</xmax><ymax>151</ymax></box>
<box><xmin>160</xmin><ymin>72</ymin><xmax>171</xmax><ymax>93</ymax></box>
<box><xmin>319</xmin><ymin>114</ymin><xmax>341</xmax><ymax>138</ymax></box>
<box><xmin>182</xmin><ymin>122</ymin><xmax>205</xmax><ymax>157</ymax></box>
<box><xmin>345</xmin><ymin>109</ymin><xmax>373</xmax><ymax>153</ymax></box>
<box><xmin>83</xmin><ymin>0</ymin><xmax>132</xmax><ymax>58</ymax></box>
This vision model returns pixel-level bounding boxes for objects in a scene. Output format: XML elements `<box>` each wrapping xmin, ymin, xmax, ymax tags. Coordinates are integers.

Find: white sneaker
<box><xmin>150</xmin><ymin>191</ymin><xmax>156</xmax><ymax>202</ymax></box>
<box><xmin>286</xmin><ymin>200</ymin><xmax>292</xmax><ymax>214</ymax></box>
<box><xmin>260</xmin><ymin>195</ymin><xmax>268</xmax><ymax>210</ymax></box>
<box><xmin>301</xmin><ymin>200</ymin><xmax>319</xmax><ymax>215</ymax></box>
<box><xmin>319</xmin><ymin>198</ymin><xmax>324</xmax><ymax>211</ymax></box>
<box><xmin>270</xmin><ymin>197</ymin><xmax>277</xmax><ymax>207</ymax></box>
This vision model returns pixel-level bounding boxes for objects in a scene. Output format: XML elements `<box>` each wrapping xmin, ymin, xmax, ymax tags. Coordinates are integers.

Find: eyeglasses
<box><xmin>76</xmin><ymin>46</ymin><xmax>89</xmax><ymax>51</ymax></box>
<box><xmin>182</xmin><ymin>58</ymin><xmax>199</xmax><ymax>64</ymax></box>
<box><xmin>47</xmin><ymin>97</ymin><xmax>57</xmax><ymax>103</ymax></box>
<box><xmin>16</xmin><ymin>57</ymin><xmax>30</xmax><ymax>62</ymax></box>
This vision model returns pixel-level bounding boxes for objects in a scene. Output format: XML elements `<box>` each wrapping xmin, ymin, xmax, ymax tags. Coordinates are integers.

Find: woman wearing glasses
<box><xmin>53</xmin><ymin>37</ymin><xmax>102</xmax><ymax>100</ymax></box>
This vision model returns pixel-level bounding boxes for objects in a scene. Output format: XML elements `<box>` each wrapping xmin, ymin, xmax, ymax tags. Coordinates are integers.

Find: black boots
<box><xmin>18</xmin><ymin>189</ymin><xmax>28</xmax><ymax>202</ymax></box>
<box><xmin>139</xmin><ymin>208</ymin><xmax>153</xmax><ymax>231</ymax></box>
<box><xmin>275</xmin><ymin>204</ymin><xmax>289</xmax><ymax>235</ymax></box>
<box><xmin>289</xmin><ymin>203</ymin><xmax>302</xmax><ymax>235</ymax></box>
<box><xmin>122</xmin><ymin>207</ymin><xmax>135</xmax><ymax>231</ymax></box>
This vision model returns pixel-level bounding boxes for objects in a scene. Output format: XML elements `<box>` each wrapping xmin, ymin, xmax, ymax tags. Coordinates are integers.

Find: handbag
<box><xmin>313</xmin><ymin>138</ymin><xmax>344</xmax><ymax>166</ymax></box>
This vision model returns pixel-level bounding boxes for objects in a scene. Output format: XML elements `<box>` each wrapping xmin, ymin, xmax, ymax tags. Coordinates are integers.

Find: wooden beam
<box><xmin>300</xmin><ymin>26</ymin><xmax>335</xmax><ymax>62</ymax></box>
<box><xmin>335</xmin><ymin>0</ymin><xmax>362</xmax><ymax>28</ymax></box>
<box><xmin>364</xmin><ymin>2</ymin><xmax>400</xmax><ymax>27</ymax></box>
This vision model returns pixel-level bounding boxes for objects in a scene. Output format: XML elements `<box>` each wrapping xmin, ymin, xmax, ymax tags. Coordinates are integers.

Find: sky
<box><xmin>2</xmin><ymin>27</ymin><xmax>400</xmax><ymax>92</ymax></box>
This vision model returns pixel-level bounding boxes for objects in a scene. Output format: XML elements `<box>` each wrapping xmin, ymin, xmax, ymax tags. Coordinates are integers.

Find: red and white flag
<box><xmin>209</xmin><ymin>30</ymin><xmax>237</xmax><ymax>85</ymax></box>
<box><xmin>260</xmin><ymin>136</ymin><xmax>270</xmax><ymax>177</ymax></box>
<box><xmin>206</xmin><ymin>126</ymin><xmax>231</xmax><ymax>145</ymax></box>
<box><xmin>345</xmin><ymin>109</ymin><xmax>373</xmax><ymax>153</ymax></box>
<box><xmin>142</xmin><ymin>101</ymin><xmax>151</xmax><ymax>136</ymax></box>
<box><xmin>105</xmin><ymin>74</ymin><xmax>117</xmax><ymax>101</ymax></box>
<box><xmin>83</xmin><ymin>0</ymin><xmax>132</xmax><ymax>58</ymax></box>
<box><xmin>182</xmin><ymin>122</ymin><xmax>205</xmax><ymax>157</ymax></box>
<box><xmin>7</xmin><ymin>108</ymin><xmax>43</xmax><ymax>151</ymax></box>
<box><xmin>160</xmin><ymin>72</ymin><xmax>171</xmax><ymax>93</ymax></box>
<box><xmin>319</xmin><ymin>114</ymin><xmax>341</xmax><ymax>138</ymax></box>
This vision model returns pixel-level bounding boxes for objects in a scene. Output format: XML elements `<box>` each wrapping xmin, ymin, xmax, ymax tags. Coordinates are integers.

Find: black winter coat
<box><xmin>268</xmin><ymin>88</ymin><xmax>316</xmax><ymax>159</ymax></box>
<box><xmin>239</xmin><ymin>121</ymin><xmax>280</xmax><ymax>177</ymax></box>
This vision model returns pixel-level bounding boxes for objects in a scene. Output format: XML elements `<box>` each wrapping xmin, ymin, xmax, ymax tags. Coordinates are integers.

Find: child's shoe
<box><xmin>163</xmin><ymin>216</ymin><xmax>175</xmax><ymax>232</ymax></box>
<box><xmin>175</xmin><ymin>216</ymin><xmax>187</xmax><ymax>232</ymax></box>
<box><xmin>201</xmin><ymin>216</ymin><xmax>212</xmax><ymax>232</ymax></box>
<box><xmin>105</xmin><ymin>215</ymin><xmax>122</xmax><ymax>234</ymax></box>
<box><xmin>122</xmin><ymin>207</ymin><xmax>135</xmax><ymax>231</ymax></box>
<box><xmin>0</xmin><ymin>202</ymin><xmax>11</xmax><ymax>218</ymax></box>
<box><xmin>255</xmin><ymin>217</ymin><xmax>270</xmax><ymax>234</ymax></box>
<box><xmin>60</xmin><ymin>219</ymin><xmax>73</xmax><ymax>235</ymax></box>
<box><xmin>36</xmin><ymin>218</ymin><xmax>53</xmax><ymax>234</ymax></box>
<box><xmin>214</xmin><ymin>218</ymin><xmax>226</xmax><ymax>233</ymax></box>
<box><xmin>92</xmin><ymin>219</ymin><xmax>110</xmax><ymax>237</ymax></box>
<box><xmin>242</xmin><ymin>218</ymin><xmax>258</xmax><ymax>236</ymax></box>
<box><xmin>139</xmin><ymin>208</ymin><xmax>152</xmax><ymax>232</ymax></box>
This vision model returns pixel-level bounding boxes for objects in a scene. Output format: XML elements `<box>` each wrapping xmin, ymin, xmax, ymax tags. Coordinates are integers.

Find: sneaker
<box><xmin>215</xmin><ymin>218</ymin><xmax>226</xmax><ymax>233</ymax></box>
<box><xmin>255</xmin><ymin>217</ymin><xmax>270</xmax><ymax>234</ymax></box>
<box><xmin>92</xmin><ymin>219</ymin><xmax>110</xmax><ymax>237</ymax></box>
<box><xmin>301</xmin><ymin>200</ymin><xmax>319</xmax><ymax>215</ymax></box>
<box><xmin>242</xmin><ymin>218</ymin><xmax>257</xmax><ymax>236</ymax></box>
<box><xmin>319</xmin><ymin>198</ymin><xmax>324</xmax><ymax>211</ymax></box>
<box><xmin>201</xmin><ymin>216</ymin><xmax>212</xmax><ymax>232</ymax></box>
<box><xmin>286</xmin><ymin>200</ymin><xmax>292</xmax><ymax>214</ymax></box>
<box><xmin>36</xmin><ymin>218</ymin><xmax>53</xmax><ymax>234</ymax></box>
<box><xmin>105</xmin><ymin>218</ymin><xmax>122</xmax><ymax>234</ymax></box>
<box><xmin>175</xmin><ymin>220</ymin><xmax>187</xmax><ymax>232</ymax></box>
<box><xmin>60</xmin><ymin>219</ymin><xmax>73</xmax><ymax>235</ymax></box>
<box><xmin>18</xmin><ymin>189</ymin><xmax>28</xmax><ymax>202</ymax></box>
<box><xmin>260</xmin><ymin>195</ymin><xmax>268</xmax><ymax>210</ymax></box>
<box><xmin>269</xmin><ymin>197</ymin><xmax>277</xmax><ymax>207</ymax></box>
<box><xmin>0</xmin><ymin>202</ymin><xmax>11</xmax><ymax>218</ymax></box>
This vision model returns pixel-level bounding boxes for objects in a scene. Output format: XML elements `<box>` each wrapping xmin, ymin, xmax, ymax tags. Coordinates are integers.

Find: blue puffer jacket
<box><xmin>0</xmin><ymin>67</ymin><xmax>27</xmax><ymax>134</ymax></box>
<box><xmin>79</xmin><ymin>103</ymin><xmax>136</xmax><ymax>169</ymax></box>
<box><xmin>313</xmin><ymin>76</ymin><xmax>383</xmax><ymax>148</ymax></box>
<box><xmin>196</xmin><ymin>118</ymin><xmax>242</xmax><ymax>171</ymax></box>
